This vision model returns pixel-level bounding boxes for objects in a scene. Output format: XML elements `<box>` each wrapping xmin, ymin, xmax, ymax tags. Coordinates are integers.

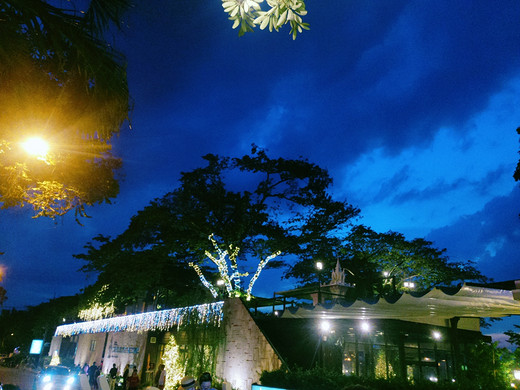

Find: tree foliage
<box><xmin>0</xmin><ymin>0</ymin><xmax>130</xmax><ymax>218</ymax></box>
<box><xmin>505</xmin><ymin>324</ymin><xmax>520</xmax><ymax>348</ymax></box>
<box><xmin>515</xmin><ymin>127</ymin><xmax>520</xmax><ymax>185</ymax></box>
<box><xmin>76</xmin><ymin>148</ymin><xmax>359</xmax><ymax>307</ymax></box>
<box><xmin>286</xmin><ymin>225</ymin><xmax>486</xmax><ymax>298</ymax></box>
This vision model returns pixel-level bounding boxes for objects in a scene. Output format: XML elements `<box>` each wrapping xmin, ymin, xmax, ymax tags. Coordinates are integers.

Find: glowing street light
<box><xmin>432</xmin><ymin>331</ymin><xmax>442</xmax><ymax>341</ymax></box>
<box><xmin>320</xmin><ymin>319</ymin><xmax>331</xmax><ymax>333</ymax></box>
<box><xmin>403</xmin><ymin>281</ymin><xmax>416</xmax><ymax>289</ymax></box>
<box><xmin>315</xmin><ymin>261</ymin><xmax>323</xmax><ymax>270</ymax></box>
<box><xmin>360</xmin><ymin>320</ymin><xmax>371</xmax><ymax>333</ymax></box>
<box><xmin>21</xmin><ymin>137</ymin><xmax>50</xmax><ymax>158</ymax></box>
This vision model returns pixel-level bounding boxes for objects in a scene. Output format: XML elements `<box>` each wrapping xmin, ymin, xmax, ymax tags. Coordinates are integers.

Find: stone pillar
<box><xmin>215</xmin><ymin>298</ymin><xmax>282</xmax><ymax>390</ymax></box>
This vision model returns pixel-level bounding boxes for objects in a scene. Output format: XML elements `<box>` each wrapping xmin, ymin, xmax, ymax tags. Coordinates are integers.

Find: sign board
<box><xmin>251</xmin><ymin>386</ymin><xmax>289</xmax><ymax>390</ymax></box>
<box><xmin>29</xmin><ymin>339</ymin><xmax>44</xmax><ymax>355</ymax></box>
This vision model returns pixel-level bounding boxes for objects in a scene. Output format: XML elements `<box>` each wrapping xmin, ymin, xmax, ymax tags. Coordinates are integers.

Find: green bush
<box><xmin>2</xmin><ymin>384</ymin><xmax>21</xmax><ymax>390</ymax></box>
<box><xmin>259</xmin><ymin>368</ymin><xmax>513</xmax><ymax>390</ymax></box>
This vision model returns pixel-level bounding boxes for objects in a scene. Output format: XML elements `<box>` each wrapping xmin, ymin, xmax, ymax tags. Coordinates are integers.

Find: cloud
<box><xmin>335</xmin><ymin>77</ymin><xmax>520</xmax><ymax>236</ymax></box>
<box><xmin>427</xmin><ymin>187</ymin><xmax>520</xmax><ymax>281</ymax></box>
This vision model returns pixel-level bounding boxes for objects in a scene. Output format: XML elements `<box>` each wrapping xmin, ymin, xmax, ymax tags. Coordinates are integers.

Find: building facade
<box><xmin>50</xmin><ymin>282</ymin><xmax>520</xmax><ymax>388</ymax></box>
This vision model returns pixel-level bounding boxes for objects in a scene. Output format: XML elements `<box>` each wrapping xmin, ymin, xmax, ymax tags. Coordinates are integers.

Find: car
<box><xmin>33</xmin><ymin>366</ymin><xmax>78</xmax><ymax>390</ymax></box>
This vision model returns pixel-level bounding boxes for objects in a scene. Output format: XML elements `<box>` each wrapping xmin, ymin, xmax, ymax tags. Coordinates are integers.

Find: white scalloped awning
<box><xmin>281</xmin><ymin>284</ymin><xmax>520</xmax><ymax>320</ymax></box>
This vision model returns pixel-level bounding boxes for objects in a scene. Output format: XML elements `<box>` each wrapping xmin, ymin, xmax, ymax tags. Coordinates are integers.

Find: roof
<box><xmin>280</xmin><ymin>284</ymin><xmax>520</xmax><ymax>321</ymax></box>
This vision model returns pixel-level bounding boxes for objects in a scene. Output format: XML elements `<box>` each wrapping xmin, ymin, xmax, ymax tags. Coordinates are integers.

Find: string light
<box><xmin>188</xmin><ymin>262</ymin><xmax>218</xmax><ymax>298</ymax></box>
<box><xmin>78</xmin><ymin>302</ymin><xmax>115</xmax><ymax>321</ymax></box>
<box><xmin>246</xmin><ymin>251</ymin><xmax>281</xmax><ymax>300</ymax></box>
<box><xmin>205</xmin><ymin>233</ymin><xmax>245</xmax><ymax>296</ymax></box>
<box><xmin>54</xmin><ymin>302</ymin><xmax>224</xmax><ymax>337</ymax></box>
<box><xmin>78</xmin><ymin>285</ymin><xmax>115</xmax><ymax>321</ymax></box>
<box><xmin>195</xmin><ymin>234</ymin><xmax>278</xmax><ymax>299</ymax></box>
<box><xmin>162</xmin><ymin>334</ymin><xmax>185</xmax><ymax>390</ymax></box>
<box><xmin>49</xmin><ymin>350</ymin><xmax>60</xmax><ymax>366</ymax></box>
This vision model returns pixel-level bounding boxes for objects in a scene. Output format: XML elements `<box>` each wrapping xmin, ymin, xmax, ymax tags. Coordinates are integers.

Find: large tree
<box><xmin>76</xmin><ymin>148</ymin><xmax>359</xmax><ymax>307</ymax></box>
<box><xmin>286</xmin><ymin>225</ymin><xmax>487</xmax><ymax>298</ymax></box>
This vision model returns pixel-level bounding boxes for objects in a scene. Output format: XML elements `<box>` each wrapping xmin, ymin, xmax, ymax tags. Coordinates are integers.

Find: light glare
<box><xmin>22</xmin><ymin>137</ymin><xmax>49</xmax><ymax>157</ymax></box>
<box><xmin>320</xmin><ymin>320</ymin><xmax>331</xmax><ymax>332</ymax></box>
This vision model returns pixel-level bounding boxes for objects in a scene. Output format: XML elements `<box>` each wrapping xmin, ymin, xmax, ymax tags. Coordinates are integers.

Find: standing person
<box><xmin>127</xmin><ymin>369</ymin><xmax>140</xmax><ymax>390</ymax></box>
<box><xmin>145</xmin><ymin>363</ymin><xmax>155</xmax><ymax>386</ymax></box>
<box><xmin>88</xmin><ymin>362</ymin><xmax>100</xmax><ymax>390</ymax></box>
<box><xmin>155</xmin><ymin>364</ymin><xmax>165</xmax><ymax>390</ymax></box>
<box><xmin>197</xmin><ymin>373</ymin><xmax>216</xmax><ymax>390</ymax></box>
<box><xmin>122</xmin><ymin>364</ymin><xmax>130</xmax><ymax>390</ymax></box>
<box><xmin>109</xmin><ymin>363</ymin><xmax>118</xmax><ymax>390</ymax></box>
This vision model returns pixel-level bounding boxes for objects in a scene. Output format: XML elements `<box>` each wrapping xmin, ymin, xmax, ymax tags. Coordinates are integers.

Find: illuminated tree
<box><xmin>163</xmin><ymin>335</ymin><xmax>185</xmax><ymax>390</ymax></box>
<box><xmin>189</xmin><ymin>233</ymin><xmax>281</xmax><ymax>300</ymax></box>
<box><xmin>78</xmin><ymin>286</ymin><xmax>116</xmax><ymax>321</ymax></box>
<box><xmin>0</xmin><ymin>0</ymin><xmax>129</xmax><ymax>219</ymax></box>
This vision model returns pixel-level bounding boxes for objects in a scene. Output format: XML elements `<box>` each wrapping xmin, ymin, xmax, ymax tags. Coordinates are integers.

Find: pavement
<box><xmin>0</xmin><ymin>366</ymin><xmax>37</xmax><ymax>390</ymax></box>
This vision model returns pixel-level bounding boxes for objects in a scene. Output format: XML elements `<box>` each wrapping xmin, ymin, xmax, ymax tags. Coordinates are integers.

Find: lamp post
<box><xmin>316</xmin><ymin>261</ymin><xmax>324</xmax><ymax>303</ymax></box>
<box><xmin>319</xmin><ymin>319</ymin><xmax>331</xmax><ymax>368</ymax></box>
<box><xmin>432</xmin><ymin>330</ymin><xmax>442</xmax><ymax>380</ymax></box>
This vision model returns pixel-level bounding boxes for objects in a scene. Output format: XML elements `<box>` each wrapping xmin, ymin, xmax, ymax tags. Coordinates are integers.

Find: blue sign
<box><xmin>29</xmin><ymin>339</ymin><xmax>44</xmax><ymax>355</ymax></box>
<box><xmin>251</xmin><ymin>385</ymin><xmax>289</xmax><ymax>390</ymax></box>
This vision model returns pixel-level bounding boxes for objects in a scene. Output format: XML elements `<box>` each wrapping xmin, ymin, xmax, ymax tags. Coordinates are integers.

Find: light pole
<box><xmin>316</xmin><ymin>261</ymin><xmax>324</xmax><ymax>303</ymax></box>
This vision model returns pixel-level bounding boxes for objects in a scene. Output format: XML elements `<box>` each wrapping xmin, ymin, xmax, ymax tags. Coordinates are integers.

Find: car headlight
<box><xmin>66</xmin><ymin>377</ymin><xmax>75</xmax><ymax>384</ymax></box>
<box><xmin>43</xmin><ymin>375</ymin><xmax>52</xmax><ymax>383</ymax></box>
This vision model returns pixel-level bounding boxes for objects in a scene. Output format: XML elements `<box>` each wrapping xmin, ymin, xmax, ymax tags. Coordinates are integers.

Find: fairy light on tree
<box><xmin>188</xmin><ymin>262</ymin><xmax>219</xmax><ymax>298</ymax></box>
<box><xmin>163</xmin><ymin>334</ymin><xmax>185</xmax><ymax>390</ymax></box>
<box><xmin>78</xmin><ymin>285</ymin><xmax>115</xmax><ymax>321</ymax></box>
<box><xmin>49</xmin><ymin>350</ymin><xmax>60</xmax><ymax>366</ymax></box>
<box><xmin>246</xmin><ymin>250</ymin><xmax>281</xmax><ymax>300</ymax></box>
<box><xmin>189</xmin><ymin>234</ymin><xmax>281</xmax><ymax>300</ymax></box>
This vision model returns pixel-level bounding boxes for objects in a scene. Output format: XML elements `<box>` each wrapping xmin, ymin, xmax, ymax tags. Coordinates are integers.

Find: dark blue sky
<box><xmin>1</xmin><ymin>0</ymin><xmax>520</xmax><ymax>335</ymax></box>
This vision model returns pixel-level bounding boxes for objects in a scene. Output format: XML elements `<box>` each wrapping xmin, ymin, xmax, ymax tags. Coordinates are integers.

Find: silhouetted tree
<box><xmin>75</xmin><ymin>148</ymin><xmax>359</xmax><ymax>307</ymax></box>
<box><xmin>286</xmin><ymin>225</ymin><xmax>486</xmax><ymax>298</ymax></box>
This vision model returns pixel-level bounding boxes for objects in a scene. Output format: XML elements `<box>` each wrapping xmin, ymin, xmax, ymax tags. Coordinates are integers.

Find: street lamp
<box><xmin>360</xmin><ymin>320</ymin><xmax>371</xmax><ymax>333</ymax></box>
<box><xmin>21</xmin><ymin>137</ymin><xmax>49</xmax><ymax>159</ymax></box>
<box><xmin>316</xmin><ymin>261</ymin><xmax>324</xmax><ymax>303</ymax></box>
<box><xmin>320</xmin><ymin>319</ymin><xmax>331</xmax><ymax>334</ymax></box>
<box><xmin>432</xmin><ymin>331</ymin><xmax>442</xmax><ymax>341</ymax></box>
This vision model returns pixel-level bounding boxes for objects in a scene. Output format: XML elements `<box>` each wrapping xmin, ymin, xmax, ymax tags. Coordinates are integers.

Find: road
<box><xmin>0</xmin><ymin>367</ymin><xmax>36</xmax><ymax>390</ymax></box>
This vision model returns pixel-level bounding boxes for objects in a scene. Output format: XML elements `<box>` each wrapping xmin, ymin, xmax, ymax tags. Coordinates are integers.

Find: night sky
<box><xmin>1</xmin><ymin>1</ymin><xmax>519</xmax><ymax>336</ymax></box>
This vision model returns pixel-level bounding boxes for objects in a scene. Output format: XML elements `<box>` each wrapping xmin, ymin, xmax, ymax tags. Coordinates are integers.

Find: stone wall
<box><xmin>216</xmin><ymin>298</ymin><xmax>282</xmax><ymax>390</ymax></box>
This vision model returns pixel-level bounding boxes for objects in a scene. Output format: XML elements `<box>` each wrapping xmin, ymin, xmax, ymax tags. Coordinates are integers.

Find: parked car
<box><xmin>33</xmin><ymin>366</ymin><xmax>78</xmax><ymax>390</ymax></box>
